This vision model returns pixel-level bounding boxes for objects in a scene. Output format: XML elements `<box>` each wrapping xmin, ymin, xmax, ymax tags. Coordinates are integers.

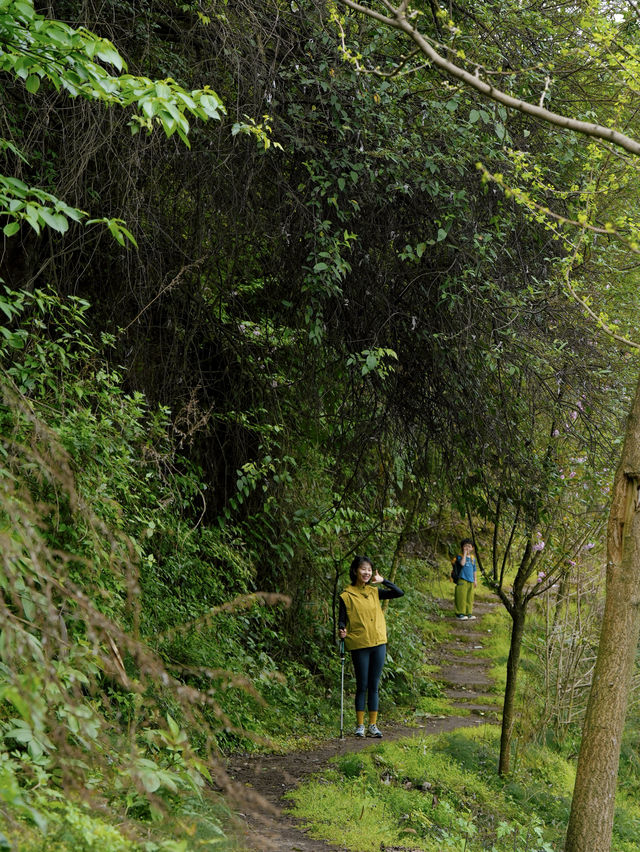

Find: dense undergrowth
<box><xmin>0</xmin><ymin>287</ymin><xmax>248</xmax><ymax>851</ymax></box>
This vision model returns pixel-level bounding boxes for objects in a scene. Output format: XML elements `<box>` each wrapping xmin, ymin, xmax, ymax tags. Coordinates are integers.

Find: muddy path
<box><xmin>224</xmin><ymin>598</ymin><xmax>499</xmax><ymax>852</ymax></box>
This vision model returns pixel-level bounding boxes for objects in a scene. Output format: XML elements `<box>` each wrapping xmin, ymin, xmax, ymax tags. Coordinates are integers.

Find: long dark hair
<box><xmin>349</xmin><ymin>555</ymin><xmax>372</xmax><ymax>584</ymax></box>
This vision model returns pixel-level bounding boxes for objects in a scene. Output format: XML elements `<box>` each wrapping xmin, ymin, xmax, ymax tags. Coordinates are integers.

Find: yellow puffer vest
<box><xmin>340</xmin><ymin>584</ymin><xmax>387</xmax><ymax>651</ymax></box>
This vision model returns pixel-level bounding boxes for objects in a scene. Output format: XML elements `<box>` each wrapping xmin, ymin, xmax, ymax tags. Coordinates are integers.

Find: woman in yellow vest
<box><xmin>338</xmin><ymin>555</ymin><xmax>404</xmax><ymax>738</ymax></box>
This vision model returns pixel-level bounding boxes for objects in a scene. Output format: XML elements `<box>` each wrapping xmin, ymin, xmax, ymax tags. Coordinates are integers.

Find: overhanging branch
<box><xmin>337</xmin><ymin>0</ymin><xmax>640</xmax><ymax>156</ymax></box>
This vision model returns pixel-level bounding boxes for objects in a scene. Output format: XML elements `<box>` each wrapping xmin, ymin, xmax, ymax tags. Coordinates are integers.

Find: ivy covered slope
<box><xmin>0</xmin><ymin>289</ymin><xmax>242</xmax><ymax>850</ymax></box>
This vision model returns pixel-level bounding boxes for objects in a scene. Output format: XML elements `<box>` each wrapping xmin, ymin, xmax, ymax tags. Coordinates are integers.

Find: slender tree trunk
<box><xmin>565</xmin><ymin>373</ymin><xmax>640</xmax><ymax>852</ymax></box>
<box><xmin>332</xmin><ymin>558</ymin><xmax>341</xmax><ymax>642</ymax></box>
<box><xmin>498</xmin><ymin>606</ymin><xmax>526</xmax><ymax>775</ymax></box>
<box><xmin>382</xmin><ymin>492</ymin><xmax>418</xmax><ymax>612</ymax></box>
<box><xmin>551</xmin><ymin>573</ymin><xmax>568</xmax><ymax>634</ymax></box>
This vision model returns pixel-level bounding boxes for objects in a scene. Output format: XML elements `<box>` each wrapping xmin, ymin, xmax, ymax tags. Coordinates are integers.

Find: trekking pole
<box><xmin>339</xmin><ymin>638</ymin><xmax>346</xmax><ymax>740</ymax></box>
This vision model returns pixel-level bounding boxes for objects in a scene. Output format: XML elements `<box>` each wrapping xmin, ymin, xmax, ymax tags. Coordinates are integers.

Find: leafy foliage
<box><xmin>0</xmin><ymin>0</ymin><xmax>638</xmax><ymax>848</ymax></box>
<box><xmin>0</xmin><ymin>0</ymin><xmax>228</xmax><ymax>244</ymax></box>
<box><xmin>0</xmin><ymin>288</ymin><xmax>250</xmax><ymax>849</ymax></box>
<box><xmin>0</xmin><ymin>0</ymin><xmax>225</xmax><ymax>137</ymax></box>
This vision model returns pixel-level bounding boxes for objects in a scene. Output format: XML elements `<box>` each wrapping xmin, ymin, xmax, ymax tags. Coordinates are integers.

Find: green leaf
<box><xmin>40</xmin><ymin>22</ymin><xmax>72</xmax><ymax>48</ymax></box>
<box><xmin>5</xmin><ymin>723</ymin><xmax>32</xmax><ymax>743</ymax></box>
<box><xmin>167</xmin><ymin>714</ymin><xmax>181</xmax><ymax>737</ymax></box>
<box><xmin>8</xmin><ymin>332</ymin><xmax>27</xmax><ymax>350</ymax></box>
<box><xmin>3</xmin><ymin>222</ymin><xmax>19</xmax><ymax>237</ymax></box>
<box><xmin>115</xmin><ymin>223</ymin><xmax>137</xmax><ymax>248</ymax></box>
<box><xmin>27</xmin><ymin>738</ymin><xmax>43</xmax><ymax>759</ymax></box>
<box><xmin>199</xmin><ymin>92</ymin><xmax>224</xmax><ymax>117</ymax></box>
<box><xmin>40</xmin><ymin>209</ymin><xmax>69</xmax><ymax>233</ymax></box>
<box><xmin>105</xmin><ymin>219</ymin><xmax>125</xmax><ymax>246</ymax></box>
<box><xmin>94</xmin><ymin>45</ymin><xmax>124</xmax><ymax>71</ymax></box>
<box><xmin>25</xmin><ymin>75</ymin><xmax>40</xmax><ymax>93</ymax></box>
<box><xmin>12</xmin><ymin>2</ymin><xmax>36</xmax><ymax>19</ymax></box>
<box><xmin>4</xmin><ymin>176</ymin><xmax>28</xmax><ymax>192</ymax></box>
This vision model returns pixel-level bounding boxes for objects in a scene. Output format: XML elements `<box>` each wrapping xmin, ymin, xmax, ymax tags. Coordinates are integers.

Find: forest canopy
<box><xmin>0</xmin><ymin>1</ymin><xmax>639</xmax><ymax>851</ymax></box>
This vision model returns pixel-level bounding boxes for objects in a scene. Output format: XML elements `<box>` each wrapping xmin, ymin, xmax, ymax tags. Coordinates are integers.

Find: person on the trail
<box><xmin>451</xmin><ymin>538</ymin><xmax>477</xmax><ymax>621</ymax></box>
<box><xmin>338</xmin><ymin>556</ymin><xmax>403</xmax><ymax>738</ymax></box>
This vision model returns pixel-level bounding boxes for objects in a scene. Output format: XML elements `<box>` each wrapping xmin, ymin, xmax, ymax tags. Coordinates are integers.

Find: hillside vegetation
<box><xmin>1</xmin><ymin>1</ymin><xmax>640</xmax><ymax>851</ymax></box>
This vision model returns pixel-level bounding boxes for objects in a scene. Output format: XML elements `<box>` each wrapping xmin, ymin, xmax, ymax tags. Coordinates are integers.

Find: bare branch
<box><xmin>539</xmin><ymin>75</ymin><xmax>552</xmax><ymax>109</ymax></box>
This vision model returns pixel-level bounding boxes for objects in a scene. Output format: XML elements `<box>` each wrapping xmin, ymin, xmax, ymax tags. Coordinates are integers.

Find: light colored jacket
<box><xmin>339</xmin><ymin>584</ymin><xmax>387</xmax><ymax>650</ymax></box>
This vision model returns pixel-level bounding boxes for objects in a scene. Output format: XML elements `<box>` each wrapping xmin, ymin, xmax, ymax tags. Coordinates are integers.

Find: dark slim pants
<box><xmin>351</xmin><ymin>643</ymin><xmax>387</xmax><ymax>712</ymax></box>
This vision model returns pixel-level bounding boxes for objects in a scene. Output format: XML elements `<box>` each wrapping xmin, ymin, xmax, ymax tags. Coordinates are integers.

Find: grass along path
<box><xmin>225</xmin><ymin>598</ymin><xmax>499</xmax><ymax>851</ymax></box>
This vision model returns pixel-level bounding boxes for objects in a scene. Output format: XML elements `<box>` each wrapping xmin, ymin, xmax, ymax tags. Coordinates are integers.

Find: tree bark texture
<box><xmin>498</xmin><ymin>608</ymin><xmax>526</xmax><ymax>775</ymax></box>
<box><xmin>564</xmin><ymin>372</ymin><xmax>640</xmax><ymax>852</ymax></box>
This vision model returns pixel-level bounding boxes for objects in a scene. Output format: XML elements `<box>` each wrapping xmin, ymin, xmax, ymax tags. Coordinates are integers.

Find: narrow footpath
<box><xmin>225</xmin><ymin>598</ymin><xmax>498</xmax><ymax>852</ymax></box>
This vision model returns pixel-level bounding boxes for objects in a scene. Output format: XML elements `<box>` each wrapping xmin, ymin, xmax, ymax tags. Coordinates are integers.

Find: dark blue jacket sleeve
<box><xmin>378</xmin><ymin>579</ymin><xmax>404</xmax><ymax>600</ymax></box>
<box><xmin>338</xmin><ymin>597</ymin><xmax>347</xmax><ymax>630</ymax></box>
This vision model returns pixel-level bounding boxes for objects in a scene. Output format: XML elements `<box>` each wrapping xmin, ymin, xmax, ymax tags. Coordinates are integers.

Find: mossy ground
<box><xmin>286</xmin><ymin>727</ymin><xmax>574</xmax><ymax>851</ymax></box>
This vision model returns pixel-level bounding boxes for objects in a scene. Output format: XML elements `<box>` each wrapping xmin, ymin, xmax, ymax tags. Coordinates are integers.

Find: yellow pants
<box><xmin>455</xmin><ymin>579</ymin><xmax>474</xmax><ymax>616</ymax></box>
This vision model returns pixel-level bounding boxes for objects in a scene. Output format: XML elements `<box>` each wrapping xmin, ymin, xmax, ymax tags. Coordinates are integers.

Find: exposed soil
<box><xmin>224</xmin><ymin>598</ymin><xmax>499</xmax><ymax>852</ymax></box>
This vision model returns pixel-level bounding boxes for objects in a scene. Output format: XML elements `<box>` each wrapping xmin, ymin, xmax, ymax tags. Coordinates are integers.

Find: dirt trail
<box><xmin>225</xmin><ymin>598</ymin><xmax>499</xmax><ymax>852</ymax></box>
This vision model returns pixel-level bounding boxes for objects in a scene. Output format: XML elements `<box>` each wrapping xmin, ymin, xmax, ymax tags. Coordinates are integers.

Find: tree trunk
<box><xmin>498</xmin><ymin>606</ymin><xmax>526</xmax><ymax>775</ymax></box>
<box><xmin>565</xmin><ymin>373</ymin><xmax>640</xmax><ymax>852</ymax></box>
<box><xmin>382</xmin><ymin>492</ymin><xmax>418</xmax><ymax>612</ymax></box>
